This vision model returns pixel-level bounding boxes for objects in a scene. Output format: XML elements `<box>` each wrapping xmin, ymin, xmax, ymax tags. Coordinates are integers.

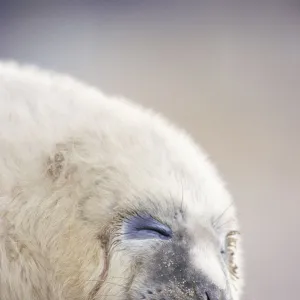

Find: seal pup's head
<box><xmin>68</xmin><ymin>99</ymin><xmax>244</xmax><ymax>300</ymax></box>
<box><xmin>0</xmin><ymin>62</ymin><xmax>243</xmax><ymax>300</ymax></box>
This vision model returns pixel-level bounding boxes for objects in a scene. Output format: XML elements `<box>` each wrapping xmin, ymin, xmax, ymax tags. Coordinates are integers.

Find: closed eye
<box><xmin>123</xmin><ymin>214</ymin><xmax>172</xmax><ymax>240</ymax></box>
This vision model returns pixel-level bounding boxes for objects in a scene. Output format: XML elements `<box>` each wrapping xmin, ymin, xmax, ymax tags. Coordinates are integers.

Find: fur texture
<box><xmin>0</xmin><ymin>61</ymin><xmax>243</xmax><ymax>300</ymax></box>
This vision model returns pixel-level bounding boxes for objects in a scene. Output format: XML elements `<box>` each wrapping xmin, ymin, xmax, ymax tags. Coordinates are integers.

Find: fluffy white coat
<box><xmin>0</xmin><ymin>61</ymin><xmax>243</xmax><ymax>300</ymax></box>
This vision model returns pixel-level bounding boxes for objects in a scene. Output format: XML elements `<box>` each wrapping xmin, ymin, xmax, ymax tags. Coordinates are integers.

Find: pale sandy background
<box><xmin>1</xmin><ymin>1</ymin><xmax>299</xmax><ymax>299</ymax></box>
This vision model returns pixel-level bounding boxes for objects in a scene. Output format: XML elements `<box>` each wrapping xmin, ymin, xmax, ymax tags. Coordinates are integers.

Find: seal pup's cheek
<box><xmin>93</xmin><ymin>251</ymin><xmax>132</xmax><ymax>300</ymax></box>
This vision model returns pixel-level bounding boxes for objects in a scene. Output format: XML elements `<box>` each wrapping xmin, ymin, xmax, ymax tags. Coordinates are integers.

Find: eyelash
<box><xmin>122</xmin><ymin>214</ymin><xmax>173</xmax><ymax>240</ymax></box>
<box><xmin>135</xmin><ymin>225</ymin><xmax>172</xmax><ymax>239</ymax></box>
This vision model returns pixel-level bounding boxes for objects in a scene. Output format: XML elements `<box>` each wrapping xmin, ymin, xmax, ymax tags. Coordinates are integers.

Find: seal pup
<box><xmin>0</xmin><ymin>62</ymin><xmax>243</xmax><ymax>300</ymax></box>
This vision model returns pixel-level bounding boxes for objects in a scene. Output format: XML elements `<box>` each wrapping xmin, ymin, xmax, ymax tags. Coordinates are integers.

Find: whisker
<box><xmin>215</xmin><ymin>219</ymin><xmax>235</xmax><ymax>230</ymax></box>
<box><xmin>212</xmin><ymin>201</ymin><xmax>234</xmax><ymax>227</ymax></box>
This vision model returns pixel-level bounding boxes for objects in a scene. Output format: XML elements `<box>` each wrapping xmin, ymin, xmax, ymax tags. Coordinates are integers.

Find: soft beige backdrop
<box><xmin>1</xmin><ymin>1</ymin><xmax>299</xmax><ymax>300</ymax></box>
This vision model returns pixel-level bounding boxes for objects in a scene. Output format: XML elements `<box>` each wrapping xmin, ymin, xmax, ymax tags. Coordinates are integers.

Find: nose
<box><xmin>192</xmin><ymin>276</ymin><xmax>226</xmax><ymax>300</ymax></box>
<box><xmin>202</xmin><ymin>290</ymin><xmax>224</xmax><ymax>300</ymax></box>
<box><xmin>194</xmin><ymin>287</ymin><xmax>225</xmax><ymax>300</ymax></box>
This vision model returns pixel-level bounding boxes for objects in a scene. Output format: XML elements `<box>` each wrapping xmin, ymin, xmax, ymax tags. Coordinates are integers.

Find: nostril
<box><xmin>204</xmin><ymin>289</ymin><xmax>226</xmax><ymax>300</ymax></box>
<box><xmin>205</xmin><ymin>292</ymin><xmax>211</xmax><ymax>300</ymax></box>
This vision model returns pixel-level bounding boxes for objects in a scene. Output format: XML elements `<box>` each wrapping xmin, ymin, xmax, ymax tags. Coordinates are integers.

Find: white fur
<box><xmin>0</xmin><ymin>61</ymin><xmax>243</xmax><ymax>299</ymax></box>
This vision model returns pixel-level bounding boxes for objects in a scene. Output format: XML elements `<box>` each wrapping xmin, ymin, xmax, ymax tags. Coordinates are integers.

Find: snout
<box><xmin>129</xmin><ymin>242</ymin><xmax>229</xmax><ymax>300</ymax></box>
<box><xmin>131</xmin><ymin>278</ymin><xmax>227</xmax><ymax>300</ymax></box>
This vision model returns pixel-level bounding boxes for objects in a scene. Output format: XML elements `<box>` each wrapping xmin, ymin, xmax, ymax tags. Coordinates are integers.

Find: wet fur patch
<box><xmin>46</xmin><ymin>143</ymin><xmax>77</xmax><ymax>182</ymax></box>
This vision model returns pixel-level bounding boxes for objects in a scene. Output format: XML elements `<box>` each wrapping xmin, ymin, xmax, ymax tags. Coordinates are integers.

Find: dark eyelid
<box><xmin>123</xmin><ymin>213</ymin><xmax>172</xmax><ymax>240</ymax></box>
<box><xmin>136</xmin><ymin>224</ymin><xmax>172</xmax><ymax>237</ymax></box>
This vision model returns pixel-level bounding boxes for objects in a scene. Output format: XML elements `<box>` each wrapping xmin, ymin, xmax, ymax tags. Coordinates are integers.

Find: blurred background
<box><xmin>1</xmin><ymin>1</ymin><xmax>299</xmax><ymax>299</ymax></box>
